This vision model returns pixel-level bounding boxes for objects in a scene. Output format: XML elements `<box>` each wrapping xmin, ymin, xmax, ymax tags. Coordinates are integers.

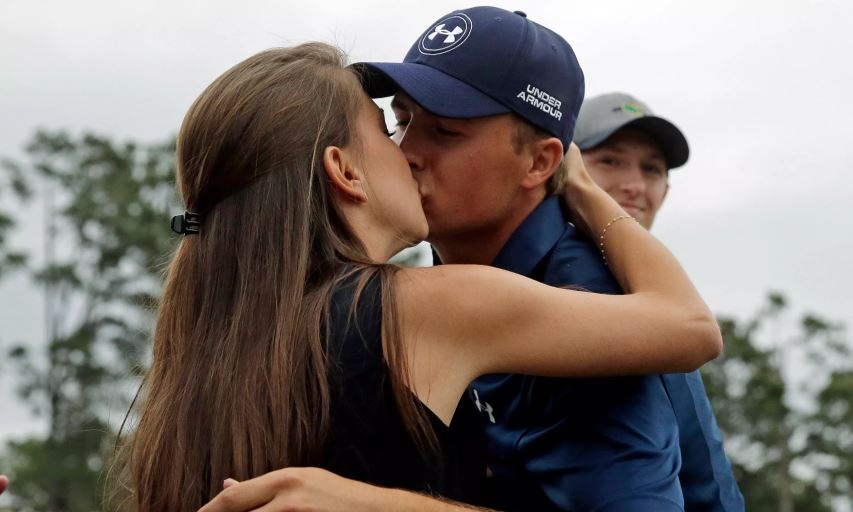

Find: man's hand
<box><xmin>0</xmin><ymin>474</ymin><xmax>9</xmax><ymax>496</ymax></box>
<box><xmin>198</xmin><ymin>467</ymin><xmax>495</xmax><ymax>512</ymax></box>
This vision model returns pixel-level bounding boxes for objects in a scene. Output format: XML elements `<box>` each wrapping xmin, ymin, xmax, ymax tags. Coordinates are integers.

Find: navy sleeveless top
<box><xmin>322</xmin><ymin>271</ymin><xmax>488</xmax><ymax>505</ymax></box>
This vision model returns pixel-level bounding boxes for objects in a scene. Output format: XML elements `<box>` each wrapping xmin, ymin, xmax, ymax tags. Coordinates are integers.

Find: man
<box><xmin>576</xmin><ymin>92</ymin><xmax>683</xmax><ymax>230</ymax></box>
<box><xmin>445</xmin><ymin>88</ymin><xmax>740</xmax><ymax>509</ymax></box>
<box><xmin>203</xmin><ymin>7</ymin><xmax>740</xmax><ymax>511</ymax></box>
<box><xmin>575</xmin><ymin>91</ymin><xmax>744</xmax><ymax>510</ymax></box>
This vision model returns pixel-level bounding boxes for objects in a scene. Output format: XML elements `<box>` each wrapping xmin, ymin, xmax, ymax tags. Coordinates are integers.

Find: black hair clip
<box><xmin>170</xmin><ymin>211</ymin><xmax>203</xmax><ymax>235</ymax></box>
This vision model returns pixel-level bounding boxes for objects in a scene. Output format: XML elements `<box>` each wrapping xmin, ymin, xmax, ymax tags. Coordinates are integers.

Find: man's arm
<box><xmin>198</xmin><ymin>467</ymin><xmax>497</xmax><ymax>512</ymax></box>
<box><xmin>663</xmin><ymin>372</ymin><xmax>745</xmax><ymax>511</ymax></box>
<box><xmin>0</xmin><ymin>474</ymin><xmax>8</xmax><ymax>496</ymax></box>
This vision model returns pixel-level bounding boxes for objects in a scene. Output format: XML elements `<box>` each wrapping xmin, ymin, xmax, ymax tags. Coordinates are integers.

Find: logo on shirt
<box><xmin>419</xmin><ymin>14</ymin><xmax>473</xmax><ymax>55</ymax></box>
<box><xmin>472</xmin><ymin>389</ymin><xmax>496</xmax><ymax>424</ymax></box>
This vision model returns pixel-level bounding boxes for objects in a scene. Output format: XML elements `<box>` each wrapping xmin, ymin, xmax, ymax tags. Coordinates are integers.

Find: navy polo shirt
<box><xmin>470</xmin><ymin>196</ymin><xmax>743</xmax><ymax>511</ymax></box>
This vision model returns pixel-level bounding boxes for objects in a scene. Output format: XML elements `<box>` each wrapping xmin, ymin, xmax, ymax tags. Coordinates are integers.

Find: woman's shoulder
<box><xmin>393</xmin><ymin>264</ymin><xmax>536</xmax><ymax>314</ymax></box>
<box><xmin>393</xmin><ymin>264</ymin><xmax>512</xmax><ymax>291</ymax></box>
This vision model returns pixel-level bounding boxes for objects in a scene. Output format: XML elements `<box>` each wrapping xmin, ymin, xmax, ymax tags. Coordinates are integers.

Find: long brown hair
<box><xmin>114</xmin><ymin>43</ymin><xmax>433</xmax><ymax>511</ymax></box>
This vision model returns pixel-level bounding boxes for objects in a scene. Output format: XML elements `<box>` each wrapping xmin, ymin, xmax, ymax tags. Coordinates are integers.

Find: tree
<box><xmin>2</xmin><ymin>130</ymin><xmax>179</xmax><ymax>512</ymax></box>
<box><xmin>702</xmin><ymin>293</ymin><xmax>853</xmax><ymax>512</ymax></box>
<box><xmin>0</xmin><ymin>129</ymin><xmax>428</xmax><ymax>511</ymax></box>
<box><xmin>0</xmin><ymin>156</ymin><xmax>31</xmax><ymax>277</ymax></box>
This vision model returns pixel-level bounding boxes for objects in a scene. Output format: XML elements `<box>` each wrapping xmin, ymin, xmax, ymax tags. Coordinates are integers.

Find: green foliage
<box><xmin>703</xmin><ymin>292</ymin><xmax>852</xmax><ymax>512</ymax></box>
<box><xmin>4</xmin><ymin>420</ymin><xmax>111</xmax><ymax>512</ymax></box>
<box><xmin>0</xmin><ymin>157</ymin><xmax>31</xmax><ymax>278</ymax></box>
<box><xmin>2</xmin><ymin>130</ymin><xmax>180</xmax><ymax>511</ymax></box>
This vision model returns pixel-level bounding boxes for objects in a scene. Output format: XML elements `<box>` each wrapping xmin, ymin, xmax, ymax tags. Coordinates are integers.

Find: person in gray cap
<box><xmin>576</xmin><ymin>91</ymin><xmax>745</xmax><ymax>511</ymax></box>
<box><xmin>575</xmin><ymin>92</ymin><xmax>688</xmax><ymax>229</ymax></box>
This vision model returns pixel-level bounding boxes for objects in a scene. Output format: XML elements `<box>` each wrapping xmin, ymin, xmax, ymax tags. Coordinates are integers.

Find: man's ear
<box><xmin>521</xmin><ymin>137</ymin><xmax>564</xmax><ymax>190</ymax></box>
<box><xmin>323</xmin><ymin>146</ymin><xmax>367</xmax><ymax>203</ymax></box>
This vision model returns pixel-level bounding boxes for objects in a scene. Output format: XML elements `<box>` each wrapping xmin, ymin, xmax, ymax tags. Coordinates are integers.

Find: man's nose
<box><xmin>620</xmin><ymin>164</ymin><xmax>646</xmax><ymax>194</ymax></box>
<box><xmin>396</xmin><ymin>119</ymin><xmax>424</xmax><ymax>173</ymax></box>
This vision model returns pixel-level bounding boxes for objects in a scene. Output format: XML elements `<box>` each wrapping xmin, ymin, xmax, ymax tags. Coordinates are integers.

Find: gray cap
<box><xmin>574</xmin><ymin>92</ymin><xmax>689</xmax><ymax>169</ymax></box>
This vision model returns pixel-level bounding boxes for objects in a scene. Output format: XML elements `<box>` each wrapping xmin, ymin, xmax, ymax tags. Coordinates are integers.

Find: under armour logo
<box><xmin>472</xmin><ymin>389</ymin><xmax>496</xmax><ymax>424</ymax></box>
<box><xmin>428</xmin><ymin>24</ymin><xmax>464</xmax><ymax>44</ymax></box>
<box><xmin>418</xmin><ymin>13</ymin><xmax>472</xmax><ymax>56</ymax></box>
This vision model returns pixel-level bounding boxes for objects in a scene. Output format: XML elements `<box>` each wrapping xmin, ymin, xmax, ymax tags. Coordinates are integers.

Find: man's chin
<box><xmin>621</xmin><ymin>205</ymin><xmax>641</xmax><ymax>216</ymax></box>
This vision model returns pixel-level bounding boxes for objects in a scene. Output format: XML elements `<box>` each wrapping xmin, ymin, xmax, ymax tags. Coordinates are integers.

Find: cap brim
<box><xmin>351</xmin><ymin>62</ymin><xmax>510</xmax><ymax>119</ymax></box>
<box><xmin>579</xmin><ymin>116</ymin><xmax>689</xmax><ymax>169</ymax></box>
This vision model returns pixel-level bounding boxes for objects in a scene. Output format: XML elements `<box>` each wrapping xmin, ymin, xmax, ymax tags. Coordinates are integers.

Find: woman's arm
<box><xmin>197</xmin><ymin>468</ymin><xmax>495</xmax><ymax>512</ymax></box>
<box><xmin>396</xmin><ymin>145</ymin><xmax>721</xmax><ymax>422</ymax></box>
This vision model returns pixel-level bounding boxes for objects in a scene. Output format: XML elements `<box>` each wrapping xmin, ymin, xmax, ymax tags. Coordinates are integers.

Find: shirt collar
<box><xmin>491</xmin><ymin>196</ymin><xmax>567</xmax><ymax>276</ymax></box>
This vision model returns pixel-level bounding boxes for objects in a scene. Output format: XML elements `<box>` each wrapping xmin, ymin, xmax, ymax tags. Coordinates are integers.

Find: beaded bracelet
<box><xmin>598</xmin><ymin>215</ymin><xmax>637</xmax><ymax>265</ymax></box>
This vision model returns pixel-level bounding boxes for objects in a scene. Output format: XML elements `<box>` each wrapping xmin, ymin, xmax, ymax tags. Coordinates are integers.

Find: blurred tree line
<box><xmin>704</xmin><ymin>295</ymin><xmax>853</xmax><ymax>511</ymax></box>
<box><xmin>0</xmin><ymin>131</ymin><xmax>178</xmax><ymax>511</ymax></box>
<box><xmin>0</xmin><ymin>130</ymin><xmax>851</xmax><ymax>511</ymax></box>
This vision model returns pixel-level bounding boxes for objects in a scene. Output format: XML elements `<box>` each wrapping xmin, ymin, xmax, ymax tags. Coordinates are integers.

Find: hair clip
<box><xmin>170</xmin><ymin>211</ymin><xmax>203</xmax><ymax>235</ymax></box>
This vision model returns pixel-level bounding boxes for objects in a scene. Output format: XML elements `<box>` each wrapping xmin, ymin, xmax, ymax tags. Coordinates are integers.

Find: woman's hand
<box><xmin>561</xmin><ymin>142</ymin><xmax>601</xmax><ymax>237</ymax></box>
<box><xmin>564</xmin><ymin>143</ymin><xmax>595</xmax><ymax>192</ymax></box>
<box><xmin>199</xmin><ymin>467</ymin><xmax>490</xmax><ymax>512</ymax></box>
<box><xmin>199</xmin><ymin>467</ymin><xmax>377</xmax><ymax>512</ymax></box>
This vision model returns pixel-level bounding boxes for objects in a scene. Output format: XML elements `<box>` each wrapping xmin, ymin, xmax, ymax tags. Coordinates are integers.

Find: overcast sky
<box><xmin>1</xmin><ymin>0</ymin><xmax>851</xmax><ymax>444</ymax></box>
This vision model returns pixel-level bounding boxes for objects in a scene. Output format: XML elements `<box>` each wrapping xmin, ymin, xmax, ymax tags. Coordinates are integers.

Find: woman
<box><xmin>118</xmin><ymin>43</ymin><xmax>720</xmax><ymax>511</ymax></box>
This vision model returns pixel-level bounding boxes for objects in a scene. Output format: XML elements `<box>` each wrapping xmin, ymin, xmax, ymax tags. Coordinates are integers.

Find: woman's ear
<box><xmin>323</xmin><ymin>146</ymin><xmax>368</xmax><ymax>203</ymax></box>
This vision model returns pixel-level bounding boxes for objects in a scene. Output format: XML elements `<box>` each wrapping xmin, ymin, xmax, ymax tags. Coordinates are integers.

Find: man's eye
<box><xmin>600</xmin><ymin>157</ymin><xmax>617</xmax><ymax>166</ymax></box>
<box><xmin>387</xmin><ymin>119</ymin><xmax>410</xmax><ymax>139</ymax></box>
<box><xmin>437</xmin><ymin>126</ymin><xmax>460</xmax><ymax>136</ymax></box>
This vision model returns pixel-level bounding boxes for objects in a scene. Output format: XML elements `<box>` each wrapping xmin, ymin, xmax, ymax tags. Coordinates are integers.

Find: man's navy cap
<box><xmin>352</xmin><ymin>6</ymin><xmax>585</xmax><ymax>150</ymax></box>
<box><xmin>575</xmin><ymin>92</ymin><xmax>690</xmax><ymax>169</ymax></box>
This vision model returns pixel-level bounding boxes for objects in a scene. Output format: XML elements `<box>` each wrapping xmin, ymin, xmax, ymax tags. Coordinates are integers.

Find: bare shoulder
<box><xmin>392</xmin><ymin>264</ymin><xmax>545</xmax><ymax>332</ymax></box>
<box><xmin>391</xmin><ymin>265</ymin><xmax>538</xmax><ymax>389</ymax></box>
<box><xmin>393</xmin><ymin>264</ymin><xmax>530</xmax><ymax>303</ymax></box>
